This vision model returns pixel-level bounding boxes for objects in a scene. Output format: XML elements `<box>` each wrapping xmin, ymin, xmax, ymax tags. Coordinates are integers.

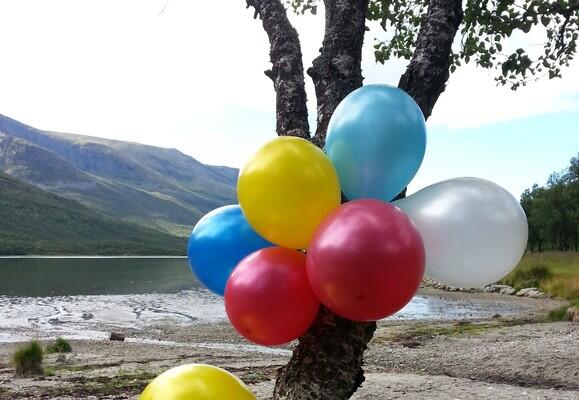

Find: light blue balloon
<box><xmin>187</xmin><ymin>205</ymin><xmax>272</xmax><ymax>296</ymax></box>
<box><xmin>325</xmin><ymin>85</ymin><xmax>427</xmax><ymax>202</ymax></box>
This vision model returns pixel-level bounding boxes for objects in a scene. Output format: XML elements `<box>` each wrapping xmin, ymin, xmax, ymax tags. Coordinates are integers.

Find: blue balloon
<box><xmin>187</xmin><ymin>205</ymin><xmax>272</xmax><ymax>296</ymax></box>
<box><xmin>325</xmin><ymin>85</ymin><xmax>426</xmax><ymax>202</ymax></box>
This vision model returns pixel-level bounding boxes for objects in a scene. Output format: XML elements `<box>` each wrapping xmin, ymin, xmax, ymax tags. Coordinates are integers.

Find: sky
<box><xmin>0</xmin><ymin>0</ymin><xmax>578</xmax><ymax>198</ymax></box>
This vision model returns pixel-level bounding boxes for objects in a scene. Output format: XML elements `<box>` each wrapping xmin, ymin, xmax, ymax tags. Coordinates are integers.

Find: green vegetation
<box><xmin>0</xmin><ymin>114</ymin><xmax>237</xmax><ymax>239</ymax></box>
<box><xmin>12</xmin><ymin>340</ymin><xmax>44</xmax><ymax>376</ymax></box>
<box><xmin>46</xmin><ymin>338</ymin><xmax>72</xmax><ymax>354</ymax></box>
<box><xmin>521</xmin><ymin>154</ymin><xmax>578</xmax><ymax>252</ymax></box>
<box><xmin>546</xmin><ymin>306</ymin><xmax>570</xmax><ymax>322</ymax></box>
<box><xmin>0</xmin><ymin>171</ymin><xmax>187</xmax><ymax>255</ymax></box>
<box><xmin>502</xmin><ymin>252</ymin><xmax>579</xmax><ymax>300</ymax></box>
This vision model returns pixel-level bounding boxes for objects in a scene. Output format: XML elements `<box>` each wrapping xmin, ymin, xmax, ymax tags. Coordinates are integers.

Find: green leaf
<box><xmin>541</xmin><ymin>16</ymin><xmax>550</xmax><ymax>27</ymax></box>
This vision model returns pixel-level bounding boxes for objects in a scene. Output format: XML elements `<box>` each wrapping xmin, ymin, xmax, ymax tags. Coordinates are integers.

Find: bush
<box><xmin>546</xmin><ymin>306</ymin><xmax>569</xmax><ymax>322</ymax></box>
<box><xmin>12</xmin><ymin>340</ymin><xmax>43</xmax><ymax>376</ymax></box>
<box><xmin>502</xmin><ymin>263</ymin><xmax>553</xmax><ymax>290</ymax></box>
<box><xmin>46</xmin><ymin>337</ymin><xmax>72</xmax><ymax>354</ymax></box>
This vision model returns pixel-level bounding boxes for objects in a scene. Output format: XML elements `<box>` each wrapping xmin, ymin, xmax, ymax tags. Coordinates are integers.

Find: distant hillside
<box><xmin>0</xmin><ymin>114</ymin><xmax>238</xmax><ymax>237</ymax></box>
<box><xmin>0</xmin><ymin>171</ymin><xmax>187</xmax><ymax>255</ymax></box>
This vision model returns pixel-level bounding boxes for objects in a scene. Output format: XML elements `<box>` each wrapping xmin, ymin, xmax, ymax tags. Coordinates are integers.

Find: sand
<box><xmin>0</xmin><ymin>289</ymin><xmax>577</xmax><ymax>399</ymax></box>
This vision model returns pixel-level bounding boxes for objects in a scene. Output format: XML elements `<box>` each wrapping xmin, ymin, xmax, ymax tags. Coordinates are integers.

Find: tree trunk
<box><xmin>246</xmin><ymin>0</ymin><xmax>311</xmax><ymax>139</ymax></box>
<box><xmin>398</xmin><ymin>0</ymin><xmax>464</xmax><ymax>119</ymax></box>
<box><xmin>244</xmin><ymin>0</ymin><xmax>464</xmax><ymax>398</ymax></box>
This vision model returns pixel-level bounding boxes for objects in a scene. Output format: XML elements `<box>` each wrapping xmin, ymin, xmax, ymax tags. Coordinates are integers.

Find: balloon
<box><xmin>394</xmin><ymin>177</ymin><xmax>528</xmax><ymax>288</ymax></box>
<box><xmin>238</xmin><ymin>136</ymin><xmax>341</xmax><ymax>249</ymax></box>
<box><xmin>225</xmin><ymin>247</ymin><xmax>320</xmax><ymax>346</ymax></box>
<box><xmin>187</xmin><ymin>205</ymin><xmax>272</xmax><ymax>296</ymax></box>
<box><xmin>140</xmin><ymin>363</ymin><xmax>255</xmax><ymax>400</ymax></box>
<box><xmin>325</xmin><ymin>84</ymin><xmax>426</xmax><ymax>202</ymax></box>
<box><xmin>307</xmin><ymin>199</ymin><xmax>425</xmax><ymax>321</ymax></box>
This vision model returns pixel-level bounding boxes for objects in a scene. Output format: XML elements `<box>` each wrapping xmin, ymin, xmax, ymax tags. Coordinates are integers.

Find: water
<box><xmin>0</xmin><ymin>257</ymin><xmax>526</xmax><ymax>343</ymax></box>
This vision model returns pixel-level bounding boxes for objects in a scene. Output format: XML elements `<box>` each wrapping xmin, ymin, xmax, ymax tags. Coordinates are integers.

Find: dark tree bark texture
<box><xmin>398</xmin><ymin>0</ymin><xmax>464</xmax><ymax>119</ymax></box>
<box><xmin>308</xmin><ymin>0</ymin><xmax>369</xmax><ymax>148</ymax></box>
<box><xmin>243</xmin><ymin>0</ymin><xmax>464</xmax><ymax>398</ymax></box>
<box><xmin>246</xmin><ymin>0</ymin><xmax>311</xmax><ymax>139</ymax></box>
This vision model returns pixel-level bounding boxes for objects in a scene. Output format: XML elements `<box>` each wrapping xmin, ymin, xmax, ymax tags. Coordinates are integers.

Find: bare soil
<box><xmin>0</xmin><ymin>289</ymin><xmax>577</xmax><ymax>399</ymax></box>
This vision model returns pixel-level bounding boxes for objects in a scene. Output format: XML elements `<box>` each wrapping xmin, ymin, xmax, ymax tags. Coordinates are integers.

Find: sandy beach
<box><xmin>0</xmin><ymin>289</ymin><xmax>577</xmax><ymax>399</ymax></box>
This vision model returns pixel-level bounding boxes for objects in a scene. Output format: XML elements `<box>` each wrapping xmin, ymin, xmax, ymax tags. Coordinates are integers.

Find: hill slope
<box><xmin>0</xmin><ymin>171</ymin><xmax>187</xmax><ymax>255</ymax></box>
<box><xmin>0</xmin><ymin>114</ymin><xmax>238</xmax><ymax>236</ymax></box>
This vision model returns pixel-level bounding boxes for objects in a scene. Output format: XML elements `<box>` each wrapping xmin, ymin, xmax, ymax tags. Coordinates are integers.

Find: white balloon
<box><xmin>394</xmin><ymin>178</ymin><xmax>528</xmax><ymax>288</ymax></box>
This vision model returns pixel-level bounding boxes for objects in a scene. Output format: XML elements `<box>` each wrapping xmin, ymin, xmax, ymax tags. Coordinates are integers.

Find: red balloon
<box><xmin>307</xmin><ymin>199</ymin><xmax>425</xmax><ymax>321</ymax></box>
<box><xmin>224</xmin><ymin>247</ymin><xmax>320</xmax><ymax>346</ymax></box>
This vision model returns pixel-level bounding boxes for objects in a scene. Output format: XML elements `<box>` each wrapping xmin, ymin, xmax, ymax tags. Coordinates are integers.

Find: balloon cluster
<box><xmin>187</xmin><ymin>84</ymin><xmax>528</xmax><ymax>347</ymax></box>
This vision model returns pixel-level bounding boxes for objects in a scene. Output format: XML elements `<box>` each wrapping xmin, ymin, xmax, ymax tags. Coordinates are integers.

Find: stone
<box><xmin>484</xmin><ymin>284</ymin><xmax>515</xmax><ymax>294</ymax></box>
<box><xmin>566</xmin><ymin>307</ymin><xmax>579</xmax><ymax>323</ymax></box>
<box><xmin>515</xmin><ymin>288</ymin><xmax>548</xmax><ymax>298</ymax></box>
<box><xmin>109</xmin><ymin>332</ymin><xmax>125</xmax><ymax>341</ymax></box>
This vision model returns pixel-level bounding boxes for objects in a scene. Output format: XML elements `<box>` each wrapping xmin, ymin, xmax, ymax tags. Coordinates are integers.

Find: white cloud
<box><xmin>0</xmin><ymin>0</ymin><xmax>577</xmax><ymax>169</ymax></box>
<box><xmin>428</xmin><ymin>61</ymin><xmax>579</xmax><ymax>129</ymax></box>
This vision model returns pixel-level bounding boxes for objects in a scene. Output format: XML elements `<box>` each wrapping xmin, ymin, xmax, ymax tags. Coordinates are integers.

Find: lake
<box><xmin>0</xmin><ymin>257</ymin><xmax>527</xmax><ymax>343</ymax></box>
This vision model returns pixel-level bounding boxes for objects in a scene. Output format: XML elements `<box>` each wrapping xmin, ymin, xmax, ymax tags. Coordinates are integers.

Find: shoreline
<box><xmin>0</xmin><ymin>256</ymin><xmax>187</xmax><ymax>259</ymax></box>
<box><xmin>1</xmin><ymin>290</ymin><xmax>577</xmax><ymax>399</ymax></box>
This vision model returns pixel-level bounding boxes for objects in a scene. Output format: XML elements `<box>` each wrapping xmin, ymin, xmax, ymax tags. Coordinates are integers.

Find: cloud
<box><xmin>0</xmin><ymin>0</ymin><xmax>577</xmax><ymax>172</ymax></box>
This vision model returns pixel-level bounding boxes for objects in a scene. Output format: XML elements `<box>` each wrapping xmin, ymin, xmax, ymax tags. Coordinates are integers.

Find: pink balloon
<box><xmin>225</xmin><ymin>247</ymin><xmax>320</xmax><ymax>346</ymax></box>
<box><xmin>307</xmin><ymin>199</ymin><xmax>425</xmax><ymax>321</ymax></box>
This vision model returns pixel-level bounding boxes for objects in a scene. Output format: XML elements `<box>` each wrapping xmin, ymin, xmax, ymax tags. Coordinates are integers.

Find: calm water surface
<box><xmin>0</xmin><ymin>257</ymin><xmax>527</xmax><ymax>343</ymax></box>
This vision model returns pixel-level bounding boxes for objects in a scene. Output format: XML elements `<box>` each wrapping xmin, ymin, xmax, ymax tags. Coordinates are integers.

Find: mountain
<box><xmin>0</xmin><ymin>171</ymin><xmax>187</xmax><ymax>255</ymax></box>
<box><xmin>0</xmin><ymin>114</ymin><xmax>238</xmax><ymax>237</ymax></box>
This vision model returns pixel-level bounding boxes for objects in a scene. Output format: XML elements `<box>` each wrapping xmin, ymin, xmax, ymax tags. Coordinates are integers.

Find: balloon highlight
<box><xmin>238</xmin><ymin>136</ymin><xmax>341</xmax><ymax>249</ymax></box>
<box><xmin>140</xmin><ymin>364</ymin><xmax>255</xmax><ymax>400</ymax></box>
<box><xmin>187</xmin><ymin>205</ymin><xmax>272</xmax><ymax>296</ymax></box>
<box><xmin>307</xmin><ymin>199</ymin><xmax>425</xmax><ymax>321</ymax></box>
<box><xmin>325</xmin><ymin>84</ymin><xmax>426</xmax><ymax>202</ymax></box>
<box><xmin>394</xmin><ymin>177</ymin><xmax>528</xmax><ymax>288</ymax></box>
<box><xmin>225</xmin><ymin>247</ymin><xmax>320</xmax><ymax>346</ymax></box>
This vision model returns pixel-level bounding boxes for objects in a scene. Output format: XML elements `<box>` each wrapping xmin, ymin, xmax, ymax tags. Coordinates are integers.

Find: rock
<box><xmin>566</xmin><ymin>307</ymin><xmax>579</xmax><ymax>323</ymax></box>
<box><xmin>515</xmin><ymin>288</ymin><xmax>548</xmax><ymax>298</ymax></box>
<box><xmin>500</xmin><ymin>287</ymin><xmax>517</xmax><ymax>295</ymax></box>
<box><xmin>109</xmin><ymin>332</ymin><xmax>125</xmax><ymax>341</ymax></box>
<box><xmin>484</xmin><ymin>284</ymin><xmax>515</xmax><ymax>295</ymax></box>
<box><xmin>492</xmin><ymin>314</ymin><xmax>502</xmax><ymax>319</ymax></box>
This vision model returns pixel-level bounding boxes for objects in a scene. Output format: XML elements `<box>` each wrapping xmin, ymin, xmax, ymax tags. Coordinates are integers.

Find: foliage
<box><xmin>501</xmin><ymin>251</ymin><xmax>579</xmax><ymax>299</ymax></box>
<box><xmin>0</xmin><ymin>171</ymin><xmax>187</xmax><ymax>255</ymax></box>
<box><xmin>521</xmin><ymin>154</ymin><xmax>579</xmax><ymax>252</ymax></box>
<box><xmin>12</xmin><ymin>341</ymin><xmax>44</xmax><ymax>376</ymax></box>
<box><xmin>501</xmin><ymin>263</ymin><xmax>552</xmax><ymax>289</ymax></box>
<box><xmin>46</xmin><ymin>338</ymin><xmax>72</xmax><ymax>354</ymax></box>
<box><xmin>288</xmin><ymin>0</ymin><xmax>578</xmax><ymax>90</ymax></box>
<box><xmin>546</xmin><ymin>305</ymin><xmax>569</xmax><ymax>321</ymax></box>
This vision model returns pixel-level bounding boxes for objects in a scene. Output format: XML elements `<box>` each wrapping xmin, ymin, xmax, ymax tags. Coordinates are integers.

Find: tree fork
<box><xmin>244</xmin><ymin>0</ymin><xmax>464</xmax><ymax>398</ymax></box>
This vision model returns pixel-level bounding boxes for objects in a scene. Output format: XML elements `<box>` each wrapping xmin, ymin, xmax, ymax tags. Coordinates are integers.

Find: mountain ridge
<box><xmin>0</xmin><ymin>113</ymin><xmax>238</xmax><ymax>237</ymax></box>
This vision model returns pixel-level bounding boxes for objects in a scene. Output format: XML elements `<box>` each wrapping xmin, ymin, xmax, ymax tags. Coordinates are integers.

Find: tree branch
<box><xmin>308</xmin><ymin>0</ymin><xmax>370</xmax><ymax>148</ymax></box>
<box><xmin>398</xmin><ymin>0</ymin><xmax>464</xmax><ymax>119</ymax></box>
<box><xmin>246</xmin><ymin>0</ymin><xmax>310</xmax><ymax>139</ymax></box>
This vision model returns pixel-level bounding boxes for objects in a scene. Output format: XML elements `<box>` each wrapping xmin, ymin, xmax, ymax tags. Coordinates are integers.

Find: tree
<box><xmin>242</xmin><ymin>1</ymin><xmax>578</xmax><ymax>398</ymax></box>
<box><xmin>523</xmin><ymin>154</ymin><xmax>579</xmax><ymax>252</ymax></box>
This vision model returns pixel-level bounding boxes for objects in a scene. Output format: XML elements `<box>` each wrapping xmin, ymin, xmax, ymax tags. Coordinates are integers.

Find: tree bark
<box><xmin>398</xmin><ymin>0</ymin><xmax>464</xmax><ymax>119</ymax></box>
<box><xmin>272</xmin><ymin>2</ymin><xmax>374</xmax><ymax>400</ymax></box>
<box><xmin>246</xmin><ymin>0</ymin><xmax>311</xmax><ymax>139</ymax></box>
<box><xmin>308</xmin><ymin>0</ymin><xmax>369</xmax><ymax>148</ymax></box>
<box><xmin>244</xmin><ymin>0</ymin><xmax>464</xmax><ymax>398</ymax></box>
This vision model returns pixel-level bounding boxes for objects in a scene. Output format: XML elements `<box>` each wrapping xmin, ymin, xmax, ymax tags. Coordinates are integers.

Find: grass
<box><xmin>12</xmin><ymin>340</ymin><xmax>44</xmax><ymax>376</ymax></box>
<box><xmin>501</xmin><ymin>251</ymin><xmax>579</xmax><ymax>300</ymax></box>
<box><xmin>46</xmin><ymin>337</ymin><xmax>72</xmax><ymax>354</ymax></box>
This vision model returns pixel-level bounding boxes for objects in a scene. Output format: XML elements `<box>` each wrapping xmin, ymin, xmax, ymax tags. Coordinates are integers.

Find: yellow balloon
<box><xmin>238</xmin><ymin>136</ymin><xmax>341</xmax><ymax>249</ymax></box>
<box><xmin>140</xmin><ymin>364</ymin><xmax>256</xmax><ymax>400</ymax></box>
